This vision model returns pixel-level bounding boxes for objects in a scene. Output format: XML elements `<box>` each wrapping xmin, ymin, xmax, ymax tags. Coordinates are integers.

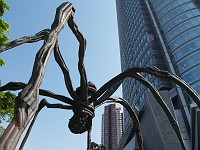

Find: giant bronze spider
<box><xmin>0</xmin><ymin>2</ymin><xmax>200</xmax><ymax>150</ymax></box>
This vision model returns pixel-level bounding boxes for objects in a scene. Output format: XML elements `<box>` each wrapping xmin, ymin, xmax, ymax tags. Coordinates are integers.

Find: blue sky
<box><xmin>1</xmin><ymin>0</ymin><xmax>122</xmax><ymax>149</ymax></box>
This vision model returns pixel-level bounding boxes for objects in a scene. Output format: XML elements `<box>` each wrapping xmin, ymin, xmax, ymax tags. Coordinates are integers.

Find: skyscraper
<box><xmin>116</xmin><ymin>0</ymin><xmax>200</xmax><ymax>149</ymax></box>
<box><xmin>102</xmin><ymin>104</ymin><xmax>124</xmax><ymax>150</ymax></box>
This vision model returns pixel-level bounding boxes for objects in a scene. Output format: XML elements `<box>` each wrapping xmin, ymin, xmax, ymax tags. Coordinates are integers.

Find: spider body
<box><xmin>69</xmin><ymin>82</ymin><xmax>96</xmax><ymax>134</ymax></box>
<box><xmin>68</xmin><ymin>109</ymin><xmax>93</xmax><ymax>134</ymax></box>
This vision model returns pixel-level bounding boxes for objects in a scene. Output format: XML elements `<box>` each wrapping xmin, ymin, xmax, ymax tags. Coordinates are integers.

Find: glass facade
<box><xmin>148</xmin><ymin>0</ymin><xmax>200</xmax><ymax>103</ymax></box>
<box><xmin>116</xmin><ymin>0</ymin><xmax>200</xmax><ymax>147</ymax></box>
<box><xmin>116</xmin><ymin>0</ymin><xmax>170</xmax><ymax>125</ymax></box>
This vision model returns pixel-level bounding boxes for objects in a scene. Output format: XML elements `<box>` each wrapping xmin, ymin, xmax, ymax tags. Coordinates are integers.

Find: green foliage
<box><xmin>0</xmin><ymin>58</ymin><xmax>5</xmax><ymax>66</ymax></box>
<box><xmin>0</xmin><ymin>0</ymin><xmax>14</xmax><ymax>124</ymax></box>
<box><xmin>0</xmin><ymin>0</ymin><xmax>9</xmax><ymax>67</ymax></box>
<box><xmin>0</xmin><ymin>0</ymin><xmax>9</xmax><ymax>16</ymax></box>
<box><xmin>90</xmin><ymin>142</ymin><xmax>106</xmax><ymax>150</ymax></box>
<box><xmin>0</xmin><ymin>91</ymin><xmax>16</xmax><ymax>123</ymax></box>
<box><xmin>0</xmin><ymin>18</ymin><xmax>9</xmax><ymax>45</ymax></box>
<box><xmin>0</xmin><ymin>0</ymin><xmax>10</xmax><ymax>45</ymax></box>
<box><xmin>0</xmin><ymin>79</ymin><xmax>16</xmax><ymax>123</ymax></box>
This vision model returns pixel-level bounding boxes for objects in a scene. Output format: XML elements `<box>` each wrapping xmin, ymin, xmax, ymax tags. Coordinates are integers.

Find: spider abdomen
<box><xmin>68</xmin><ymin>103</ymin><xmax>94</xmax><ymax>134</ymax></box>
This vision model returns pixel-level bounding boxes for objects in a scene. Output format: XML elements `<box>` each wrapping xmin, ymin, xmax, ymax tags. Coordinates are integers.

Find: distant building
<box><xmin>102</xmin><ymin>104</ymin><xmax>124</xmax><ymax>150</ymax></box>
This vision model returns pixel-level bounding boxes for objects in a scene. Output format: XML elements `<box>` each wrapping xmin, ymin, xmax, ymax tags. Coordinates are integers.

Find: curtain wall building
<box><xmin>101</xmin><ymin>104</ymin><xmax>124</xmax><ymax>150</ymax></box>
<box><xmin>116</xmin><ymin>0</ymin><xmax>200</xmax><ymax>149</ymax></box>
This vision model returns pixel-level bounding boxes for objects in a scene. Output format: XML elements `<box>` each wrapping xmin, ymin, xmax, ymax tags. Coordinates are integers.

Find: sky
<box><xmin>0</xmin><ymin>0</ymin><xmax>122</xmax><ymax>149</ymax></box>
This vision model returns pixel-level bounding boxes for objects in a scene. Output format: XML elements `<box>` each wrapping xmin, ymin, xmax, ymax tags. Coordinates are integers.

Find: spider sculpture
<box><xmin>0</xmin><ymin>2</ymin><xmax>200</xmax><ymax>150</ymax></box>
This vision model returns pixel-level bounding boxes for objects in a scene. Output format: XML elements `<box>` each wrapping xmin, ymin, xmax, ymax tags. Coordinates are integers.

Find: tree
<box><xmin>90</xmin><ymin>142</ymin><xmax>106</xmax><ymax>150</ymax></box>
<box><xmin>0</xmin><ymin>59</ymin><xmax>16</xmax><ymax>124</ymax></box>
<box><xmin>0</xmin><ymin>0</ymin><xmax>15</xmax><ymax>124</ymax></box>
<box><xmin>0</xmin><ymin>0</ymin><xmax>10</xmax><ymax>66</ymax></box>
<box><xmin>0</xmin><ymin>0</ymin><xmax>10</xmax><ymax>45</ymax></box>
<box><xmin>0</xmin><ymin>90</ymin><xmax>16</xmax><ymax>123</ymax></box>
<box><xmin>0</xmin><ymin>58</ymin><xmax>5</xmax><ymax>66</ymax></box>
<box><xmin>0</xmin><ymin>61</ymin><xmax>16</xmax><ymax>124</ymax></box>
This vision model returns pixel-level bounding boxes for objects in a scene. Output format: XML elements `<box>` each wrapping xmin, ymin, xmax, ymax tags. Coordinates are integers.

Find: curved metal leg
<box><xmin>54</xmin><ymin>40</ymin><xmax>78</xmax><ymax>100</ymax></box>
<box><xmin>133</xmin><ymin>73</ymin><xmax>186</xmax><ymax>150</ymax></box>
<box><xmin>90</xmin><ymin>68</ymin><xmax>186</xmax><ymax>149</ymax></box>
<box><xmin>0</xmin><ymin>29</ymin><xmax>50</xmax><ymax>53</ymax></box>
<box><xmin>144</xmin><ymin>67</ymin><xmax>200</xmax><ymax>108</ymax></box>
<box><xmin>0</xmin><ymin>3</ymin><xmax>75</xmax><ymax>150</ymax></box>
<box><xmin>16</xmin><ymin>2</ymin><xmax>75</xmax><ymax>127</ymax></box>
<box><xmin>19</xmin><ymin>99</ymin><xmax>73</xmax><ymax>150</ymax></box>
<box><xmin>97</xmin><ymin>80</ymin><xmax>122</xmax><ymax>103</ymax></box>
<box><xmin>18</xmin><ymin>99</ymin><xmax>47</xmax><ymax>150</ymax></box>
<box><xmin>68</xmin><ymin>16</ymin><xmax>88</xmax><ymax>100</ymax></box>
<box><xmin>95</xmin><ymin>97</ymin><xmax>144</xmax><ymax>150</ymax></box>
<box><xmin>0</xmin><ymin>81</ymin><xmax>74</xmax><ymax>105</ymax></box>
<box><xmin>87</xmin><ymin>127</ymin><xmax>92</xmax><ymax>150</ymax></box>
<box><xmin>0</xmin><ymin>82</ymin><xmax>26</xmax><ymax>91</ymax></box>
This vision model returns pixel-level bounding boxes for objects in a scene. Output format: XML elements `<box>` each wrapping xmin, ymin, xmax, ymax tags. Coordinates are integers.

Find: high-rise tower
<box><xmin>116</xmin><ymin>0</ymin><xmax>200</xmax><ymax>149</ymax></box>
<box><xmin>101</xmin><ymin>104</ymin><xmax>124</xmax><ymax>150</ymax></box>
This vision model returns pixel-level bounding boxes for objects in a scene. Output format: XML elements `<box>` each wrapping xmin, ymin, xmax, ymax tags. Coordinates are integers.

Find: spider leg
<box><xmin>0</xmin><ymin>29</ymin><xmax>50</xmax><ymax>53</ymax></box>
<box><xmin>145</xmin><ymin>66</ymin><xmax>200</xmax><ymax>108</ymax></box>
<box><xmin>87</xmin><ymin>127</ymin><xmax>92</xmax><ymax>150</ymax></box>
<box><xmin>0</xmin><ymin>81</ymin><xmax>26</xmax><ymax>91</ymax></box>
<box><xmin>94</xmin><ymin>97</ymin><xmax>144</xmax><ymax>150</ymax></box>
<box><xmin>0</xmin><ymin>3</ymin><xmax>75</xmax><ymax>150</ymax></box>
<box><xmin>15</xmin><ymin>2</ymin><xmax>75</xmax><ymax>127</ymax></box>
<box><xmin>90</xmin><ymin>68</ymin><xmax>186</xmax><ymax>149</ymax></box>
<box><xmin>68</xmin><ymin>15</ymin><xmax>88</xmax><ymax>100</ymax></box>
<box><xmin>0</xmin><ymin>81</ymin><xmax>74</xmax><ymax>105</ymax></box>
<box><xmin>133</xmin><ymin>73</ymin><xmax>186</xmax><ymax>150</ymax></box>
<box><xmin>38</xmin><ymin>99</ymin><xmax>73</xmax><ymax>110</ymax></box>
<box><xmin>39</xmin><ymin>88</ymin><xmax>74</xmax><ymax>105</ymax></box>
<box><xmin>19</xmin><ymin>98</ymin><xmax>73</xmax><ymax>150</ymax></box>
<box><xmin>54</xmin><ymin>40</ymin><xmax>79</xmax><ymax>100</ymax></box>
<box><xmin>97</xmin><ymin>80</ymin><xmax>122</xmax><ymax>103</ymax></box>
